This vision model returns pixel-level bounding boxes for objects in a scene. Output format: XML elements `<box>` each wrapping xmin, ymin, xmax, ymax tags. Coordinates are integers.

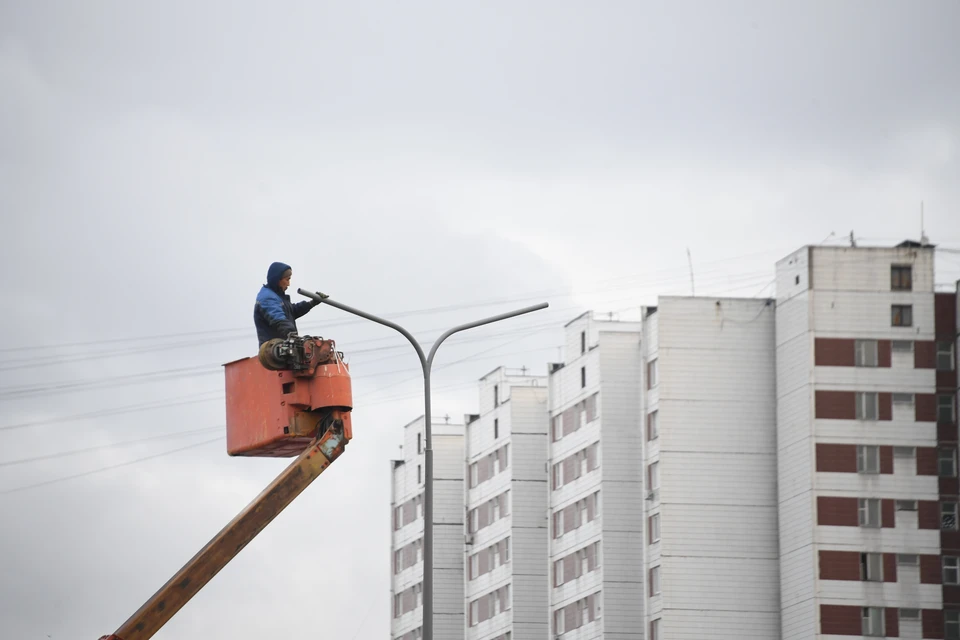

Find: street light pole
<box><xmin>297</xmin><ymin>289</ymin><xmax>547</xmax><ymax>640</ymax></box>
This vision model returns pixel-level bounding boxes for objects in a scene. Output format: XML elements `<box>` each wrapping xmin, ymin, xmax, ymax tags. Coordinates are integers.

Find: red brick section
<box><xmin>819</xmin><ymin>550</ymin><xmax>861</xmax><ymax>580</ymax></box>
<box><xmin>916</xmin><ymin>341</ymin><xmax>937</xmax><ymax>369</ymax></box>
<box><xmin>885</xmin><ymin>553</ymin><xmax>898</xmax><ymax>583</ymax></box>
<box><xmin>942</xmin><ymin>477</ymin><xmax>960</xmax><ymax>495</ymax></box>
<box><xmin>885</xmin><ymin>607</ymin><xmax>900</xmax><ymax>637</ymax></box>
<box><xmin>920</xmin><ymin>501</ymin><xmax>942</xmax><ymax>529</ymax></box>
<box><xmin>880</xmin><ymin>392</ymin><xmax>893</xmax><ymax>420</ymax></box>
<box><xmin>918</xmin><ymin>448</ymin><xmax>940</xmax><ymax>475</ymax></box>
<box><xmin>818</xmin><ymin>496</ymin><xmax>859</xmax><ymax>526</ymax></box>
<box><xmin>883</xmin><ymin>499</ymin><xmax>896</xmax><ymax>528</ymax></box>
<box><xmin>820</xmin><ymin>604</ymin><xmax>862</xmax><ymax>635</ymax></box>
<box><xmin>940</xmin><ymin>369</ymin><xmax>959</xmax><ymax>390</ymax></box>
<box><xmin>918</xmin><ymin>394</ymin><xmax>939</xmax><ymax>422</ymax></box>
<box><xmin>881</xmin><ymin>445</ymin><xmax>894</xmax><ymax>473</ymax></box>
<box><xmin>816</xmin><ymin>444</ymin><xmax>858</xmax><ymax>472</ymax></box>
<box><xmin>923</xmin><ymin>608</ymin><xmax>944</xmax><ymax>638</ymax></box>
<box><xmin>936</xmin><ymin>293</ymin><xmax>957</xmax><ymax>339</ymax></box>
<box><xmin>921</xmin><ymin>555</ymin><xmax>943</xmax><ymax>584</ymax></box>
<box><xmin>945</xmin><ymin>586</ymin><xmax>960</xmax><ymax>606</ymax></box>
<box><xmin>816</xmin><ymin>391</ymin><xmax>856</xmax><ymax>419</ymax></box>
<box><xmin>815</xmin><ymin>338</ymin><xmax>855</xmax><ymax>366</ymax></box>
<box><xmin>939</xmin><ymin>422</ymin><xmax>958</xmax><ymax>442</ymax></box>
<box><xmin>943</xmin><ymin>530</ymin><xmax>960</xmax><ymax>552</ymax></box>
<box><xmin>879</xmin><ymin>340</ymin><xmax>892</xmax><ymax>367</ymax></box>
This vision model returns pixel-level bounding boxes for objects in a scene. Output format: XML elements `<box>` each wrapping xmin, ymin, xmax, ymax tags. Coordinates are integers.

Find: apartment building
<box><xmin>390</xmin><ymin>416</ymin><xmax>466</xmax><ymax>640</ymax></box>
<box><xmin>775</xmin><ymin>241</ymin><xmax>960</xmax><ymax>639</ymax></box>
<box><xmin>547</xmin><ymin>312</ymin><xmax>644</xmax><ymax>639</ymax></box>
<box><xmin>640</xmin><ymin>296</ymin><xmax>781</xmax><ymax>639</ymax></box>
<box><xmin>463</xmin><ymin>366</ymin><xmax>550</xmax><ymax>640</ymax></box>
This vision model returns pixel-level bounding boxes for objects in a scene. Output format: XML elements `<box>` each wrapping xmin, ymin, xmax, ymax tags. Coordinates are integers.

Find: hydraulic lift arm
<box><xmin>100</xmin><ymin>417</ymin><xmax>349</xmax><ymax>640</ymax></box>
<box><xmin>98</xmin><ymin>335</ymin><xmax>353</xmax><ymax>640</ymax></box>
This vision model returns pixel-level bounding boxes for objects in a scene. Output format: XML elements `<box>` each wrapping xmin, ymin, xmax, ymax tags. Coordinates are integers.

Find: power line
<box><xmin>0</xmin><ymin>427</ymin><xmax>221</xmax><ymax>467</ymax></box>
<box><xmin>0</xmin><ymin>256</ymin><xmax>777</xmax><ymax>356</ymax></box>
<box><xmin>0</xmin><ymin>437</ymin><xmax>222</xmax><ymax>495</ymax></box>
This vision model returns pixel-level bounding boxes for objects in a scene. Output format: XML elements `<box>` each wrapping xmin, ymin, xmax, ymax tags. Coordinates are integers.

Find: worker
<box><xmin>254</xmin><ymin>261</ymin><xmax>321</xmax><ymax>347</ymax></box>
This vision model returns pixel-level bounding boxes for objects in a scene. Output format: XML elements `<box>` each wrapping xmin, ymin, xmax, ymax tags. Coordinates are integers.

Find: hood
<box><xmin>265</xmin><ymin>261</ymin><xmax>292</xmax><ymax>290</ymax></box>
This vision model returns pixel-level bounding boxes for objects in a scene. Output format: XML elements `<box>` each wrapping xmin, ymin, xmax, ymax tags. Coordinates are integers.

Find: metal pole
<box><xmin>297</xmin><ymin>289</ymin><xmax>547</xmax><ymax>640</ymax></box>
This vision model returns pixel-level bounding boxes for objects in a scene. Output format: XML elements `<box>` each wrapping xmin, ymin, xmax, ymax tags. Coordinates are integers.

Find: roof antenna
<box><xmin>686</xmin><ymin>247</ymin><xmax>695</xmax><ymax>296</ymax></box>
<box><xmin>921</xmin><ymin>201</ymin><xmax>929</xmax><ymax>245</ymax></box>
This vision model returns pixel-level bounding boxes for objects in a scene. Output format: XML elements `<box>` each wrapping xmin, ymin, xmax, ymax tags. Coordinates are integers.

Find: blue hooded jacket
<box><xmin>254</xmin><ymin>261</ymin><xmax>315</xmax><ymax>346</ymax></box>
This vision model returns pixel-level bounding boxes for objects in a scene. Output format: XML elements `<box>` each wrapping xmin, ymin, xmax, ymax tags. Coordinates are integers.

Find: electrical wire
<box><xmin>0</xmin><ymin>258</ymin><xmax>777</xmax><ymax>359</ymax></box>
<box><xmin>0</xmin><ymin>427</ymin><xmax>222</xmax><ymax>467</ymax></box>
<box><xmin>0</xmin><ymin>437</ymin><xmax>222</xmax><ymax>495</ymax></box>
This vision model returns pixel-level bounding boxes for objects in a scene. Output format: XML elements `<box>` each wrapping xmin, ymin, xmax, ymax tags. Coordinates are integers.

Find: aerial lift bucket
<box><xmin>98</xmin><ymin>336</ymin><xmax>352</xmax><ymax>640</ymax></box>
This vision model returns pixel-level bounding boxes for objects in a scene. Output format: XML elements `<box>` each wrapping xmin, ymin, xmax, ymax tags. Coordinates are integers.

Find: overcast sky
<box><xmin>1</xmin><ymin>2</ymin><xmax>959</xmax><ymax>638</ymax></box>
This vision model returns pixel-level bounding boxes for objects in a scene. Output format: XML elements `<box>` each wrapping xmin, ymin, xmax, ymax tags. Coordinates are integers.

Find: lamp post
<box><xmin>297</xmin><ymin>289</ymin><xmax>547</xmax><ymax>640</ymax></box>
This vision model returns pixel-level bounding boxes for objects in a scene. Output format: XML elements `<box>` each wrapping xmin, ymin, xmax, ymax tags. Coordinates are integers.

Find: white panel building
<box><xmin>641</xmin><ymin>296</ymin><xmax>781</xmax><ymax>639</ymax></box>
<box><xmin>548</xmin><ymin>312</ymin><xmax>645</xmax><ymax>639</ymax></box>
<box><xmin>464</xmin><ymin>366</ymin><xmax>550</xmax><ymax>640</ymax></box>
<box><xmin>390</xmin><ymin>416</ymin><xmax>466</xmax><ymax>640</ymax></box>
<box><xmin>774</xmin><ymin>242</ymin><xmax>957</xmax><ymax>640</ymax></box>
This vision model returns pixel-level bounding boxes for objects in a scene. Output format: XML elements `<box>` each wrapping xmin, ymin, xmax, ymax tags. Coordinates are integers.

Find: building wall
<box><xmin>465</xmin><ymin>368</ymin><xmax>548</xmax><ymax>640</ymax></box>
<box><xmin>391</xmin><ymin>417</ymin><xmax>465</xmax><ymax>640</ymax></box>
<box><xmin>775</xmin><ymin>244</ymin><xmax>958</xmax><ymax>639</ymax></box>
<box><xmin>549</xmin><ymin>313</ymin><xmax>643</xmax><ymax>640</ymax></box>
<box><xmin>648</xmin><ymin>296</ymin><xmax>780</xmax><ymax>639</ymax></box>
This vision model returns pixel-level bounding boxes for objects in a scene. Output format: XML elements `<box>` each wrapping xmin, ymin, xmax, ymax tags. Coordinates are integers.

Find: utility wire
<box><xmin>0</xmin><ymin>427</ymin><xmax>221</xmax><ymax>467</ymax></box>
<box><xmin>0</xmin><ymin>437</ymin><xmax>222</xmax><ymax>495</ymax></box>
<box><xmin>0</xmin><ymin>259</ymin><xmax>776</xmax><ymax>356</ymax></box>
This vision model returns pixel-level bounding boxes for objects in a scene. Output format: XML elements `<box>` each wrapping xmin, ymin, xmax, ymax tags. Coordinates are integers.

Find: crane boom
<box><xmin>98</xmin><ymin>335</ymin><xmax>353</xmax><ymax>640</ymax></box>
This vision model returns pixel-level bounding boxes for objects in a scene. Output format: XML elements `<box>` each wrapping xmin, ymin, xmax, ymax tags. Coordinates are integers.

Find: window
<box><xmin>649</xmin><ymin>565</ymin><xmax>661</xmax><ymax>595</ymax></box>
<box><xmin>947</xmin><ymin>611</ymin><xmax>960</xmax><ymax>640</ymax></box>
<box><xmin>892</xmin><ymin>304</ymin><xmax>913</xmax><ymax>327</ymax></box>
<box><xmin>494</xmin><ymin>418</ymin><xmax>499</xmax><ymax>439</ymax></box>
<box><xmin>894</xmin><ymin>446</ymin><xmax>916</xmax><ymax>458</ymax></box>
<box><xmin>892</xmin><ymin>340</ymin><xmax>914</xmax><ymax>353</ymax></box>
<box><xmin>647</xmin><ymin>358</ymin><xmax>659</xmax><ymax>388</ymax></box>
<box><xmin>581</xmin><ymin>366</ymin><xmax>586</xmax><ymax>389</ymax></box>
<box><xmin>494</xmin><ymin>384</ymin><xmax>499</xmax><ymax>407</ymax></box>
<box><xmin>859</xmin><ymin>498</ymin><xmax>881</xmax><ymax>528</ymax></box>
<box><xmin>858</xmin><ymin>445</ymin><xmax>880</xmax><ymax>474</ymax></box>
<box><xmin>939</xmin><ymin>395</ymin><xmax>957</xmax><ymax>423</ymax></box>
<box><xmin>648</xmin><ymin>461</ymin><xmax>660</xmax><ymax>490</ymax></box>
<box><xmin>898</xmin><ymin>554</ymin><xmax>920</xmax><ymax>567</ymax></box>
<box><xmin>649</xmin><ymin>513</ymin><xmax>661</xmax><ymax>543</ymax></box>
<box><xmin>862</xmin><ymin>607</ymin><xmax>885</xmax><ymax>637</ymax></box>
<box><xmin>856</xmin><ymin>392</ymin><xmax>879</xmax><ymax>420</ymax></box>
<box><xmin>893</xmin><ymin>393</ymin><xmax>914</xmax><ymax>406</ymax></box>
<box><xmin>855</xmin><ymin>340</ymin><xmax>879</xmax><ymax>367</ymax></box>
<box><xmin>581</xmin><ymin>331</ymin><xmax>586</xmax><ymax>354</ymax></box>
<box><xmin>650</xmin><ymin>619</ymin><xmax>660</xmax><ymax>640</ymax></box>
<box><xmin>647</xmin><ymin>410</ymin><xmax>659</xmax><ymax>440</ymax></box>
<box><xmin>891</xmin><ymin>265</ymin><xmax>913</xmax><ymax>291</ymax></box>
<box><xmin>944</xmin><ymin>557</ymin><xmax>960</xmax><ymax>585</ymax></box>
<box><xmin>943</xmin><ymin>502</ymin><xmax>958</xmax><ymax>531</ymax></box>
<box><xmin>417</xmin><ymin>464</ymin><xmax>422</xmax><ymax>484</ymax></box>
<box><xmin>938</xmin><ymin>342</ymin><xmax>956</xmax><ymax>371</ymax></box>
<box><xmin>900</xmin><ymin>608</ymin><xmax>921</xmax><ymax>621</ymax></box>
<box><xmin>861</xmin><ymin>552</ymin><xmax>883</xmax><ymax>581</ymax></box>
<box><xmin>417</xmin><ymin>432</ymin><xmax>422</xmax><ymax>454</ymax></box>
<box><xmin>896</xmin><ymin>500</ymin><xmax>918</xmax><ymax>511</ymax></box>
<box><xmin>940</xmin><ymin>448</ymin><xmax>957</xmax><ymax>477</ymax></box>
<box><xmin>553</xmin><ymin>609</ymin><xmax>564</xmax><ymax>635</ymax></box>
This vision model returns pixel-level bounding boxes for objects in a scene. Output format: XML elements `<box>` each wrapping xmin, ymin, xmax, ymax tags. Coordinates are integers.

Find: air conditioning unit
<box><xmin>465</xmin><ymin>534</ymin><xmax>475</xmax><ymax>545</ymax></box>
<box><xmin>645</xmin><ymin>490</ymin><xmax>657</xmax><ymax>501</ymax></box>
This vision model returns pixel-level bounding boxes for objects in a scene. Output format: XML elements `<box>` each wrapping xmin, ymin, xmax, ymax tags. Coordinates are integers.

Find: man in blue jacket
<box><xmin>254</xmin><ymin>261</ymin><xmax>321</xmax><ymax>346</ymax></box>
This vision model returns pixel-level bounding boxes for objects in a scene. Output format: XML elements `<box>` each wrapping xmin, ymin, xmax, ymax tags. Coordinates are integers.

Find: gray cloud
<box><xmin>1</xmin><ymin>1</ymin><xmax>959</xmax><ymax>638</ymax></box>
